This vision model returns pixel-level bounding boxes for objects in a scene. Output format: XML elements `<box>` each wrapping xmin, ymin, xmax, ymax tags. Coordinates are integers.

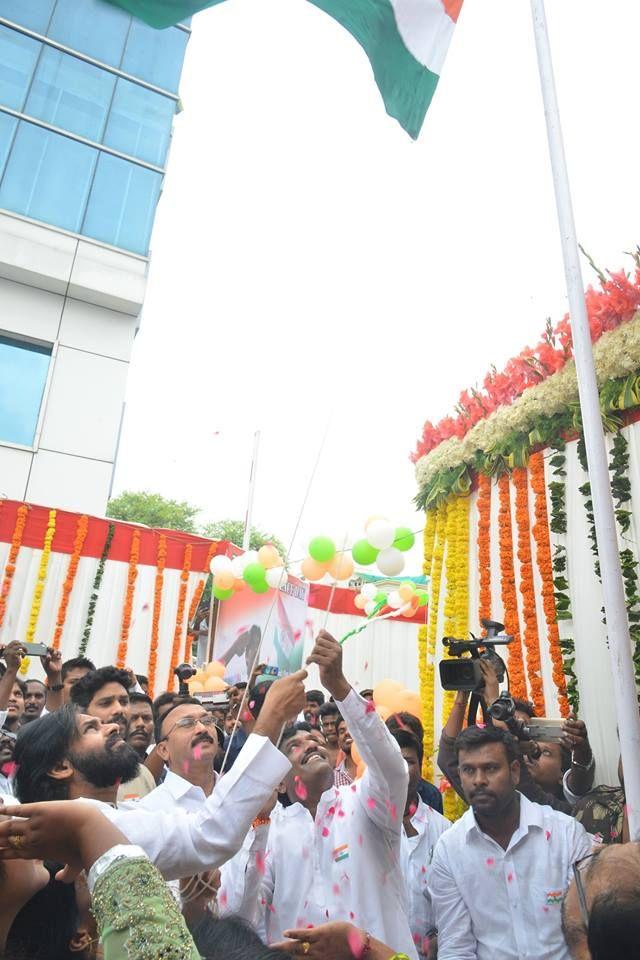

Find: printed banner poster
<box><xmin>213</xmin><ymin>578</ymin><xmax>310</xmax><ymax>684</ymax></box>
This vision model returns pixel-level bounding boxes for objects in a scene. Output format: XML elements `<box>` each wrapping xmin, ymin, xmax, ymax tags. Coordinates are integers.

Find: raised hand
<box><xmin>306</xmin><ymin>631</ymin><xmax>351</xmax><ymax>701</ymax></box>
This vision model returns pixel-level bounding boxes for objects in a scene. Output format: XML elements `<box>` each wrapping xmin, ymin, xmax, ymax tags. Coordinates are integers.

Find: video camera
<box><xmin>174</xmin><ymin>662</ymin><xmax>197</xmax><ymax>696</ymax></box>
<box><xmin>439</xmin><ymin>618</ymin><xmax>512</xmax><ymax>693</ymax></box>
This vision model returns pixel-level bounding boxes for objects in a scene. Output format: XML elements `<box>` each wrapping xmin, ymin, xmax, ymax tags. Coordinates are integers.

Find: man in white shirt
<box><xmin>253</xmin><ymin>631</ymin><xmax>418</xmax><ymax>959</ymax></box>
<box><xmin>428</xmin><ymin>724</ymin><xmax>593</xmax><ymax>960</ymax></box>
<box><xmin>391</xmin><ymin>727</ymin><xmax>450</xmax><ymax>959</ymax></box>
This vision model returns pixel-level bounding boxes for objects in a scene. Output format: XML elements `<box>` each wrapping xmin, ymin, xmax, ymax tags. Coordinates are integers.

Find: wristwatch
<box><xmin>571</xmin><ymin>753</ymin><xmax>595</xmax><ymax>771</ymax></box>
<box><xmin>46</xmin><ymin>682</ymin><xmax>64</xmax><ymax>692</ymax></box>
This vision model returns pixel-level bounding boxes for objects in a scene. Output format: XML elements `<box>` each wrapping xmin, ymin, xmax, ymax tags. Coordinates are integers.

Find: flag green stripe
<box><xmin>105</xmin><ymin>0</ymin><xmax>226</xmax><ymax>29</ymax></box>
<box><xmin>308</xmin><ymin>0</ymin><xmax>440</xmax><ymax>139</ymax></box>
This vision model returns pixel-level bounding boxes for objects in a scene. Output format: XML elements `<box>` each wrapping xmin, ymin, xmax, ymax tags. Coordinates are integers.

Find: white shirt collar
<box><xmin>463</xmin><ymin>791</ymin><xmax>544</xmax><ymax>839</ymax></box>
<box><xmin>163</xmin><ymin>768</ymin><xmax>210</xmax><ymax>802</ymax></box>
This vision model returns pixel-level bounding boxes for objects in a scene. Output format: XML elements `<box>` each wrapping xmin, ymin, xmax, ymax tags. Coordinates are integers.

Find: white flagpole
<box><xmin>530</xmin><ymin>0</ymin><xmax>640</xmax><ymax>840</ymax></box>
<box><xmin>242</xmin><ymin>430</ymin><xmax>261</xmax><ymax>551</ymax></box>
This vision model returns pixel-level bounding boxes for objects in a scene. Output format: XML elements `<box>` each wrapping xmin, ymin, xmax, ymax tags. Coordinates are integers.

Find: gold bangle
<box><xmin>251</xmin><ymin>816</ymin><xmax>271</xmax><ymax>829</ymax></box>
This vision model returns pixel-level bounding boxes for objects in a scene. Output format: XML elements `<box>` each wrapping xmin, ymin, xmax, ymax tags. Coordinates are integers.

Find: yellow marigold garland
<box><xmin>147</xmin><ymin>534</ymin><xmax>168</xmax><ymax>701</ymax></box>
<box><xmin>419</xmin><ymin>508</ymin><xmax>438</xmax><ymax>780</ymax></box>
<box><xmin>477</xmin><ymin>474</ymin><xmax>492</xmax><ymax>630</ymax></box>
<box><xmin>442</xmin><ymin>496</ymin><xmax>470</xmax><ymax>820</ymax></box>
<box><xmin>116</xmin><ymin>529</ymin><xmax>141</xmax><ymax>669</ymax></box>
<box><xmin>529</xmin><ymin>451</ymin><xmax>570</xmax><ymax>716</ymax></box>
<box><xmin>52</xmin><ymin>515</ymin><xmax>89</xmax><ymax>650</ymax></box>
<box><xmin>0</xmin><ymin>503</ymin><xmax>29</xmax><ymax>630</ymax></box>
<box><xmin>167</xmin><ymin>544</ymin><xmax>193</xmax><ymax>692</ymax></box>
<box><xmin>24</xmin><ymin>509</ymin><xmax>56</xmax><ymax>647</ymax></box>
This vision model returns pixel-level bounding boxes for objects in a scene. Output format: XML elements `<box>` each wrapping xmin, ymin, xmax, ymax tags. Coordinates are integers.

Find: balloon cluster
<box><xmin>188</xmin><ymin>660</ymin><xmax>228</xmax><ymax>694</ymax></box>
<box><xmin>353</xmin><ymin>581</ymin><xmax>428</xmax><ymax>618</ymax></box>
<box><xmin>300</xmin><ymin>536</ymin><xmax>355</xmax><ymax>583</ymax></box>
<box><xmin>211</xmin><ymin>545</ymin><xmax>288</xmax><ymax>600</ymax></box>
<box><xmin>373</xmin><ymin>679</ymin><xmax>422</xmax><ymax>720</ymax></box>
<box><xmin>351</xmin><ymin>516</ymin><xmax>415</xmax><ymax>577</ymax></box>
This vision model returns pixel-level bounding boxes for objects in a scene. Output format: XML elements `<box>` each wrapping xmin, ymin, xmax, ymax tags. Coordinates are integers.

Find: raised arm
<box><xmin>307</xmin><ymin>631</ymin><xmax>407</xmax><ymax>834</ymax></box>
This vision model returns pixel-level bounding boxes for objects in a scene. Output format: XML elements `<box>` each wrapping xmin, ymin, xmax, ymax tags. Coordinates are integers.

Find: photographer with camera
<box><xmin>436</xmin><ymin>621</ymin><xmax>594</xmax><ymax>814</ymax></box>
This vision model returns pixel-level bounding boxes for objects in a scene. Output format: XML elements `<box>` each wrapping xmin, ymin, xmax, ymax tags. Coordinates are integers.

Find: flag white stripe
<box><xmin>390</xmin><ymin>0</ymin><xmax>456</xmax><ymax>74</ymax></box>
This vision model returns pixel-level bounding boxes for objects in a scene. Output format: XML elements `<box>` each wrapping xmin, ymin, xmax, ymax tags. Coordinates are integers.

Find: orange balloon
<box><xmin>402</xmin><ymin>597</ymin><xmax>421</xmax><ymax>618</ymax></box>
<box><xmin>258</xmin><ymin>545</ymin><xmax>281</xmax><ymax>569</ymax></box>
<box><xmin>373</xmin><ymin>679</ymin><xmax>404</xmax><ymax>709</ymax></box>
<box><xmin>301</xmin><ymin>556</ymin><xmax>328</xmax><ymax>582</ymax></box>
<box><xmin>203</xmin><ymin>675</ymin><xmax>228</xmax><ymax>692</ymax></box>
<box><xmin>354</xmin><ymin>594</ymin><xmax>368</xmax><ymax>610</ymax></box>
<box><xmin>214</xmin><ymin>570</ymin><xmax>235</xmax><ymax>591</ymax></box>
<box><xmin>328</xmin><ymin>553</ymin><xmax>355</xmax><ymax>582</ymax></box>
<box><xmin>398</xmin><ymin>583</ymin><xmax>415</xmax><ymax>603</ymax></box>
<box><xmin>396</xmin><ymin>690</ymin><xmax>423</xmax><ymax>720</ymax></box>
<box><xmin>205</xmin><ymin>661</ymin><xmax>226</xmax><ymax>678</ymax></box>
<box><xmin>233</xmin><ymin>578</ymin><xmax>245</xmax><ymax>592</ymax></box>
<box><xmin>350</xmin><ymin>741</ymin><xmax>367</xmax><ymax>779</ymax></box>
<box><xmin>375</xmin><ymin>704</ymin><xmax>392</xmax><ymax>721</ymax></box>
<box><xmin>188</xmin><ymin>680</ymin><xmax>204</xmax><ymax>693</ymax></box>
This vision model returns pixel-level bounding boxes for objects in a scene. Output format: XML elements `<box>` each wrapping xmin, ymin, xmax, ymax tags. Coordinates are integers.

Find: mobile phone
<box><xmin>23</xmin><ymin>642</ymin><xmax>49</xmax><ymax>657</ymax></box>
<box><xmin>526</xmin><ymin>718</ymin><xmax>565</xmax><ymax>742</ymax></box>
<box><xmin>256</xmin><ymin>665</ymin><xmax>280</xmax><ymax>685</ymax></box>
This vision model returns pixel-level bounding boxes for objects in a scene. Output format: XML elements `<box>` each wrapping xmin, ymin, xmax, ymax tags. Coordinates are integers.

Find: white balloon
<box><xmin>266</xmin><ymin>566</ymin><xmax>288</xmax><ymax>589</ymax></box>
<box><xmin>244</xmin><ymin>550</ymin><xmax>259</xmax><ymax>565</ymax></box>
<box><xmin>361</xmin><ymin>583</ymin><xmax>378</xmax><ymax>600</ymax></box>
<box><xmin>387</xmin><ymin>590</ymin><xmax>403</xmax><ymax>610</ymax></box>
<box><xmin>366</xmin><ymin>520</ymin><xmax>395</xmax><ymax>550</ymax></box>
<box><xmin>364</xmin><ymin>600</ymin><xmax>376</xmax><ymax>616</ymax></box>
<box><xmin>210</xmin><ymin>555</ymin><xmax>232</xmax><ymax>575</ymax></box>
<box><xmin>376</xmin><ymin>547</ymin><xmax>405</xmax><ymax>577</ymax></box>
<box><xmin>231</xmin><ymin>556</ymin><xmax>247</xmax><ymax>578</ymax></box>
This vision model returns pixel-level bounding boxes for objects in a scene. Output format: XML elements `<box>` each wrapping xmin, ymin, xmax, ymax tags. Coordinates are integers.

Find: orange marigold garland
<box><xmin>530</xmin><ymin>451</ymin><xmax>570</xmax><ymax>716</ymax></box>
<box><xmin>513</xmin><ymin>468</ymin><xmax>546</xmax><ymax>714</ymax></box>
<box><xmin>52</xmin><ymin>515</ymin><xmax>89</xmax><ymax>650</ymax></box>
<box><xmin>497</xmin><ymin>474</ymin><xmax>527</xmax><ymax>700</ymax></box>
<box><xmin>116</xmin><ymin>529</ymin><xmax>141</xmax><ymax>669</ymax></box>
<box><xmin>147</xmin><ymin>534</ymin><xmax>168</xmax><ymax>700</ymax></box>
<box><xmin>0</xmin><ymin>503</ymin><xmax>29</xmax><ymax>630</ymax></box>
<box><xmin>167</xmin><ymin>544</ymin><xmax>193</xmax><ymax>692</ymax></box>
<box><xmin>477</xmin><ymin>474</ymin><xmax>492</xmax><ymax>630</ymax></box>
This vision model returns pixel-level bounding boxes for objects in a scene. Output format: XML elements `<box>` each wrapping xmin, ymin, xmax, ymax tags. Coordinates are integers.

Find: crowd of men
<box><xmin>0</xmin><ymin>633</ymin><xmax>637</xmax><ymax>960</ymax></box>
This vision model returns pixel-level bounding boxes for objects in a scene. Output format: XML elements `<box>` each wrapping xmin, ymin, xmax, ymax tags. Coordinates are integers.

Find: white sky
<box><xmin>112</xmin><ymin>0</ymin><xmax>640</xmax><ymax>574</ymax></box>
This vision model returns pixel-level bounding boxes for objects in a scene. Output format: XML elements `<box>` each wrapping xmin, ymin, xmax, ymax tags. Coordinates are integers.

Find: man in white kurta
<box><xmin>250</xmin><ymin>631</ymin><xmax>419</xmax><ymax>959</ymax></box>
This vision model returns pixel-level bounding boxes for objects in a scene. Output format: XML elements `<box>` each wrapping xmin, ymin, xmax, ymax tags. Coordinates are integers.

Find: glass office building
<box><xmin>0</xmin><ymin>0</ymin><xmax>192</xmax><ymax>515</ymax></box>
<box><xmin>0</xmin><ymin>0</ymin><xmax>190</xmax><ymax>255</ymax></box>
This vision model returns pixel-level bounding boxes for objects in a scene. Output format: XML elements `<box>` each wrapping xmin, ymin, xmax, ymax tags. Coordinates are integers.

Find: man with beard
<box><xmin>246</xmin><ymin>631</ymin><xmax>418</xmax><ymax>959</ymax></box>
<box><xmin>428</xmin><ymin>725</ymin><xmax>592</xmax><ymax>960</ymax></box>
<box><xmin>0</xmin><ymin>728</ymin><xmax>17</xmax><ymax>795</ymax></box>
<box><xmin>127</xmin><ymin>692</ymin><xmax>155</xmax><ymax>760</ymax></box>
<box><xmin>71</xmin><ymin>666</ymin><xmax>156</xmax><ymax>800</ymax></box>
<box><xmin>22</xmin><ymin>680</ymin><xmax>47</xmax><ymax>724</ymax></box>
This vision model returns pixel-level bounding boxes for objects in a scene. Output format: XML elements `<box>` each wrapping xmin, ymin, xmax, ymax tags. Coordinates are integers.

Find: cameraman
<box><xmin>437</xmin><ymin>661</ymin><xmax>594</xmax><ymax>813</ymax></box>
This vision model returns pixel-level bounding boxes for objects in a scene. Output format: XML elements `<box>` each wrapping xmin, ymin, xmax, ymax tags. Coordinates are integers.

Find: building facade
<box><xmin>0</xmin><ymin>0</ymin><xmax>190</xmax><ymax>514</ymax></box>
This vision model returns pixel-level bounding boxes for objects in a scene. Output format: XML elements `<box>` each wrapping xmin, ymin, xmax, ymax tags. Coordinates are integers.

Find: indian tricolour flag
<box><xmin>106</xmin><ymin>0</ymin><xmax>463</xmax><ymax>138</ymax></box>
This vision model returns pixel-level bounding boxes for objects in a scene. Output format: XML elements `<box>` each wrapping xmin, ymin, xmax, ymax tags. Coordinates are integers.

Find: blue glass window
<box><xmin>48</xmin><ymin>0</ymin><xmax>131</xmax><ymax>68</ymax></box>
<box><xmin>25</xmin><ymin>46</ymin><xmax>116</xmax><ymax>142</ymax></box>
<box><xmin>0</xmin><ymin>25</ymin><xmax>41</xmax><ymax>111</ymax></box>
<box><xmin>0</xmin><ymin>0</ymin><xmax>56</xmax><ymax>34</ymax></box>
<box><xmin>0</xmin><ymin>121</ymin><xmax>97</xmax><ymax>232</ymax></box>
<box><xmin>0</xmin><ymin>334</ymin><xmax>51</xmax><ymax>447</ymax></box>
<box><xmin>121</xmin><ymin>20</ymin><xmax>188</xmax><ymax>93</ymax></box>
<box><xmin>103</xmin><ymin>79</ymin><xmax>174</xmax><ymax>166</ymax></box>
<box><xmin>0</xmin><ymin>110</ymin><xmax>17</xmax><ymax>180</ymax></box>
<box><xmin>82</xmin><ymin>152</ymin><xmax>161</xmax><ymax>254</ymax></box>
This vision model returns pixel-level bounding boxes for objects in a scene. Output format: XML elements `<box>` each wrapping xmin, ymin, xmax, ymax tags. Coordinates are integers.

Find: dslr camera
<box><xmin>174</xmin><ymin>662</ymin><xmax>197</xmax><ymax>695</ymax></box>
<box><xmin>439</xmin><ymin>618</ymin><xmax>512</xmax><ymax>693</ymax></box>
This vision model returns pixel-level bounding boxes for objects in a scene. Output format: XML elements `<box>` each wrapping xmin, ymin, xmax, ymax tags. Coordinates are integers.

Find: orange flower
<box><xmin>530</xmin><ymin>452</ymin><xmax>570</xmax><ymax>716</ymax></box>
<box><xmin>0</xmin><ymin>504</ymin><xmax>29</xmax><ymax>629</ymax></box>
<box><xmin>477</xmin><ymin>474</ymin><xmax>492</xmax><ymax>630</ymax></box>
<box><xmin>116</xmin><ymin>529</ymin><xmax>141</xmax><ymax>669</ymax></box>
<box><xmin>497</xmin><ymin>475</ymin><xmax>527</xmax><ymax>700</ymax></box>
<box><xmin>513</xmin><ymin>468</ymin><xmax>545</xmax><ymax>714</ymax></box>
<box><xmin>52</xmin><ymin>515</ymin><xmax>89</xmax><ymax>650</ymax></box>
<box><xmin>147</xmin><ymin>534</ymin><xmax>168</xmax><ymax>700</ymax></box>
<box><xmin>167</xmin><ymin>544</ymin><xmax>193</xmax><ymax>692</ymax></box>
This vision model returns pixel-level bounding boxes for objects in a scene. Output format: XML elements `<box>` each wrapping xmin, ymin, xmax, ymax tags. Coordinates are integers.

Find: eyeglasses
<box><xmin>572</xmin><ymin>852</ymin><xmax>598</xmax><ymax>927</ymax></box>
<box><xmin>161</xmin><ymin>715</ymin><xmax>220</xmax><ymax>741</ymax></box>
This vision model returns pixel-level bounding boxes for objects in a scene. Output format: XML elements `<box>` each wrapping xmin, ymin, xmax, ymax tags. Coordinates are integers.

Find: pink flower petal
<box><xmin>294</xmin><ymin>776</ymin><xmax>308</xmax><ymax>801</ymax></box>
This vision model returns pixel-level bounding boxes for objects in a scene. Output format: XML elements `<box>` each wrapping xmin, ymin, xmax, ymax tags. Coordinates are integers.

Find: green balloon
<box><xmin>351</xmin><ymin>539</ymin><xmax>379</xmax><ymax>566</ymax></box>
<box><xmin>253</xmin><ymin>579</ymin><xmax>270</xmax><ymax>594</ymax></box>
<box><xmin>394</xmin><ymin>527</ymin><xmax>415</xmax><ymax>552</ymax></box>
<box><xmin>417</xmin><ymin>590</ymin><xmax>429</xmax><ymax>607</ymax></box>
<box><xmin>213</xmin><ymin>585</ymin><xmax>233</xmax><ymax>601</ymax></box>
<box><xmin>309</xmin><ymin>536</ymin><xmax>336</xmax><ymax>563</ymax></box>
<box><xmin>243</xmin><ymin>562</ymin><xmax>268</xmax><ymax>589</ymax></box>
<box><xmin>374</xmin><ymin>592</ymin><xmax>387</xmax><ymax>605</ymax></box>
